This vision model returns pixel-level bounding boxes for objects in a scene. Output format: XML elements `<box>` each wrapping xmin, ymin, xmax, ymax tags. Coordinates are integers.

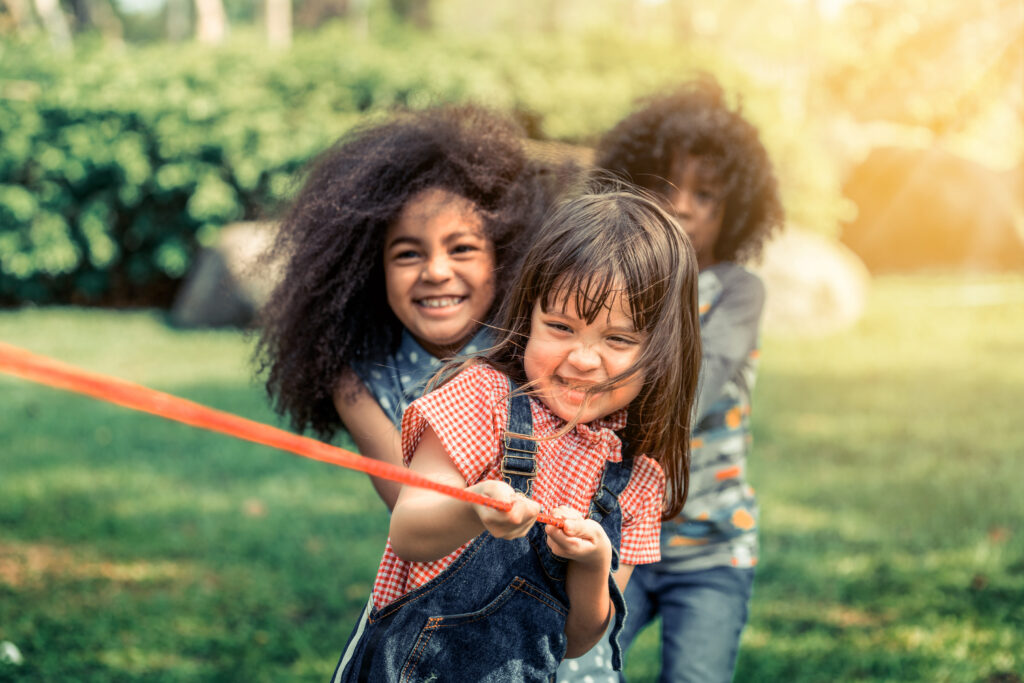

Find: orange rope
<box><xmin>0</xmin><ymin>341</ymin><xmax>564</xmax><ymax>529</ymax></box>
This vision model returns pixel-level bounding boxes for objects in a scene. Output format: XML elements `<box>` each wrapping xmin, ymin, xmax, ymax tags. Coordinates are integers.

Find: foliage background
<box><xmin>10</xmin><ymin>0</ymin><xmax>1021</xmax><ymax>305</ymax></box>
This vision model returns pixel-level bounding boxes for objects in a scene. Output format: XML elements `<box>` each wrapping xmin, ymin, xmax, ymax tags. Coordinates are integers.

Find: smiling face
<box><xmin>384</xmin><ymin>188</ymin><xmax>496</xmax><ymax>358</ymax></box>
<box><xmin>523</xmin><ymin>285</ymin><xmax>647</xmax><ymax>425</ymax></box>
<box><xmin>668</xmin><ymin>155</ymin><xmax>725</xmax><ymax>270</ymax></box>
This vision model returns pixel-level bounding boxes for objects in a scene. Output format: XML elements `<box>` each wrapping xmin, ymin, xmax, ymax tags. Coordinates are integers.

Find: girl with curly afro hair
<box><xmin>256</xmin><ymin>105</ymin><xmax>567</xmax><ymax>508</ymax></box>
<box><xmin>560</xmin><ymin>77</ymin><xmax>785</xmax><ymax>682</ymax></box>
<box><xmin>596</xmin><ymin>75</ymin><xmax>784</xmax><ymax>267</ymax></box>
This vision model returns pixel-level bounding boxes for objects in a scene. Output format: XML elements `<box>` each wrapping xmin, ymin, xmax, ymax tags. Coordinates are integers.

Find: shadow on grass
<box><xmin>1</xmin><ymin>380</ymin><xmax>387</xmax><ymax>681</ymax></box>
<box><xmin>626</xmin><ymin>357</ymin><xmax>1024</xmax><ymax>682</ymax></box>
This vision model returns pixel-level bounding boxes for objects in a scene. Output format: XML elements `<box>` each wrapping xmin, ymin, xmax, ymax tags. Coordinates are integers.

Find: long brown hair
<box><xmin>468</xmin><ymin>185</ymin><xmax>702</xmax><ymax>519</ymax></box>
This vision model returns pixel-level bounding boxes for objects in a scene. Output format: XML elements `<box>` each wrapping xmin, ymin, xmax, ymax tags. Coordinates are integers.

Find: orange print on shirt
<box><xmin>725</xmin><ymin>407</ymin><xmax>743</xmax><ymax>428</ymax></box>
<box><xmin>669</xmin><ymin>536</ymin><xmax>709</xmax><ymax>547</ymax></box>
<box><xmin>715</xmin><ymin>465</ymin><xmax>742</xmax><ymax>481</ymax></box>
<box><xmin>731</xmin><ymin>508</ymin><xmax>756</xmax><ymax>531</ymax></box>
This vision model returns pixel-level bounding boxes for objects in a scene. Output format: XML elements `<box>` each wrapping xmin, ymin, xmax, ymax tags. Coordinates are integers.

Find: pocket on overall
<box><xmin>399</xmin><ymin>576</ymin><xmax>568</xmax><ymax>682</ymax></box>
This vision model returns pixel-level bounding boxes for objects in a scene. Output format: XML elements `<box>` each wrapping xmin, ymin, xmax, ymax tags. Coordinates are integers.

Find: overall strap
<box><xmin>587</xmin><ymin>437</ymin><xmax>635</xmax><ymax>523</ymax></box>
<box><xmin>588</xmin><ymin>437</ymin><xmax>637</xmax><ymax>672</ymax></box>
<box><xmin>501</xmin><ymin>377</ymin><xmax>538</xmax><ymax>496</ymax></box>
<box><xmin>588</xmin><ymin>437</ymin><xmax>636</xmax><ymax>577</ymax></box>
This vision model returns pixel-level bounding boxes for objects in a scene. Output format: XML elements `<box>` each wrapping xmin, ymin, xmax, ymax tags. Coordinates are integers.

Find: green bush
<box><xmin>0</xmin><ymin>37</ymin><xmax>351</xmax><ymax>305</ymax></box>
<box><xmin>0</xmin><ymin>25</ymin><xmax>849</xmax><ymax>305</ymax></box>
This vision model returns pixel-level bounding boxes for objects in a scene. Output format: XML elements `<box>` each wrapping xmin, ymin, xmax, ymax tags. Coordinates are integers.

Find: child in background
<box><xmin>559</xmin><ymin>77</ymin><xmax>785</xmax><ymax>682</ymax></box>
<box><xmin>256</xmin><ymin>106</ymin><xmax>559</xmax><ymax>508</ymax></box>
<box><xmin>331</xmin><ymin>188</ymin><xmax>702</xmax><ymax>682</ymax></box>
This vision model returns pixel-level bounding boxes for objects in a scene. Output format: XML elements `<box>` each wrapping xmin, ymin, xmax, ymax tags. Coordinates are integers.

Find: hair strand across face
<box><xmin>471</xmin><ymin>184</ymin><xmax>703</xmax><ymax>518</ymax></box>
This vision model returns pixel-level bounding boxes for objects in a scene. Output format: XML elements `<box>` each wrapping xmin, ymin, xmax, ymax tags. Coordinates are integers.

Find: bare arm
<box><xmin>333</xmin><ymin>371</ymin><xmax>404</xmax><ymax>510</ymax></box>
<box><xmin>545</xmin><ymin>507</ymin><xmax>632</xmax><ymax>657</ymax></box>
<box><xmin>390</xmin><ymin>426</ymin><xmax>540</xmax><ymax>563</ymax></box>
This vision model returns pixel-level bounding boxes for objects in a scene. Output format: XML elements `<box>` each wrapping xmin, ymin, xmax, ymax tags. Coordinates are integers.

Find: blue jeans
<box><xmin>619</xmin><ymin>564</ymin><xmax>754</xmax><ymax>683</ymax></box>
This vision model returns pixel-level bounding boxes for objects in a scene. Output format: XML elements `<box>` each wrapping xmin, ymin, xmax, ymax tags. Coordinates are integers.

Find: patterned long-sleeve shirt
<box><xmin>658</xmin><ymin>262</ymin><xmax>764</xmax><ymax>572</ymax></box>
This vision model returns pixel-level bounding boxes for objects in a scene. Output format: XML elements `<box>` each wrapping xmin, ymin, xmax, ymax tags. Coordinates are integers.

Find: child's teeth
<box><xmin>420</xmin><ymin>297</ymin><xmax>461</xmax><ymax>308</ymax></box>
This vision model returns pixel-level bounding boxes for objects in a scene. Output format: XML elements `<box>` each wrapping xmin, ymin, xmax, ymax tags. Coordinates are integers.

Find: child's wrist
<box><xmin>572</xmin><ymin>542</ymin><xmax>612</xmax><ymax>571</ymax></box>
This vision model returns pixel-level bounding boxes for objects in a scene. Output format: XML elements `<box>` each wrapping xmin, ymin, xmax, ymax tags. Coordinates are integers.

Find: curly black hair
<box><xmin>255</xmin><ymin>105</ymin><xmax>565</xmax><ymax>439</ymax></box>
<box><xmin>595</xmin><ymin>76</ymin><xmax>784</xmax><ymax>264</ymax></box>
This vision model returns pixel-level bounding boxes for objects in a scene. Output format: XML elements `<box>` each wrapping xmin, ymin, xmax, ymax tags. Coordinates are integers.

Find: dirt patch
<box><xmin>0</xmin><ymin>540</ymin><xmax>191</xmax><ymax>588</ymax></box>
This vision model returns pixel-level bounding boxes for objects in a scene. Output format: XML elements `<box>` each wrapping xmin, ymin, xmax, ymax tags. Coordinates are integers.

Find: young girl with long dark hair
<box><xmin>332</xmin><ymin>187</ymin><xmax>702</xmax><ymax>682</ymax></box>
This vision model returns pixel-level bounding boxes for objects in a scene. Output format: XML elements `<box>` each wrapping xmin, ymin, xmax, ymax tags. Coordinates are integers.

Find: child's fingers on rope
<box><xmin>468</xmin><ymin>480</ymin><xmax>541</xmax><ymax>540</ymax></box>
<box><xmin>545</xmin><ymin>508</ymin><xmax>611</xmax><ymax>565</ymax></box>
<box><xmin>548</xmin><ymin>504</ymin><xmax>583</xmax><ymax>522</ymax></box>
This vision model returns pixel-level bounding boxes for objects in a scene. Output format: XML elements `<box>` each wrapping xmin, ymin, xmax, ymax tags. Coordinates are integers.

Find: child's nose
<box><xmin>672</xmin><ymin>192</ymin><xmax>694</xmax><ymax>219</ymax></box>
<box><xmin>567</xmin><ymin>343</ymin><xmax>601</xmax><ymax>371</ymax></box>
<box><xmin>421</xmin><ymin>254</ymin><xmax>453</xmax><ymax>282</ymax></box>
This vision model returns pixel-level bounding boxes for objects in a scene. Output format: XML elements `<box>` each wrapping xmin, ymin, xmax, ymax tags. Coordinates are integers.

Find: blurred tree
<box><xmin>822</xmin><ymin>0</ymin><xmax>1023</xmax><ymax>135</ymax></box>
<box><xmin>390</xmin><ymin>0</ymin><xmax>429</xmax><ymax>29</ymax></box>
<box><xmin>1</xmin><ymin>0</ymin><xmax>38</xmax><ymax>34</ymax></box>
<box><xmin>32</xmin><ymin>0</ymin><xmax>72</xmax><ymax>49</ymax></box>
<box><xmin>166</xmin><ymin>0</ymin><xmax>189</xmax><ymax>40</ymax></box>
<box><xmin>66</xmin><ymin>0</ymin><xmax>123</xmax><ymax>41</ymax></box>
<box><xmin>266</xmin><ymin>0</ymin><xmax>290</xmax><ymax>47</ymax></box>
<box><xmin>221</xmin><ymin>0</ymin><xmax>257</xmax><ymax>23</ymax></box>
<box><xmin>294</xmin><ymin>0</ymin><xmax>348</xmax><ymax>29</ymax></box>
<box><xmin>194</xmin><ymin>0</ymin><xmax>225</xmax><ymax>42</ymax></box>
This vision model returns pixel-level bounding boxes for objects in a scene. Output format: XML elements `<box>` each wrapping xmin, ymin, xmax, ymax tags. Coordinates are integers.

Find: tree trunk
<box><xmin>66</xmin><ymin>0</ymin><xmax>123</xmax><ymax>42</ymax></box>
<box><xmin>4</xmin><ymin>0</ymin><xmax>37</xmax><ymax>32</ymax></box>
<box><xmin>194</xmin><ymin>0</ymin><xmax>227</xmax><ymax>44</ymax></box>
<box><xmin>294</xmin><ymin>0</ymin><xmax>349</xmax><ymax>30</ymax></box>
<box><xmin>389</xmin><ymin>0</ymin><xmax>430</xmax><ymax>30</ymax></box>
<box><xmin>166</xmin><ymin>0</ymin><xmax>189</xmax><ymax>41</ymax></box>
<box><xmin>32</xmin><ymin>0</ymin><xmax>72</xmax><ymax>51</ymax></box>
<box><xmin>349</xmin><ymin>0</ymin><xmax>369</xmax><ymax>37</ymax></box>
<box><xmin>265</xmin><ymin>0</ymin><xmax>291</xmax><ymax>48</ymax></box>
<box><xmin>67</xmin><ymin>0</ymin><xmax>89</xmax><ymax>29</ymax></box>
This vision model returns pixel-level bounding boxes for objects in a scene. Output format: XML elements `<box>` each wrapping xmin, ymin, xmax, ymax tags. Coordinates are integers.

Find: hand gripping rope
<box><xmin>0</xmin><ymin>341</ymin><xmax>565</xmax><ymax>529</ymax></box>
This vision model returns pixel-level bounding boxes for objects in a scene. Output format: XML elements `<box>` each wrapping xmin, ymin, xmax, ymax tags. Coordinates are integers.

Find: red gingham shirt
<box><xmin>371</xmin><ymin>363</ymin><xmax>665</xmax><ymax>609</ymax></box>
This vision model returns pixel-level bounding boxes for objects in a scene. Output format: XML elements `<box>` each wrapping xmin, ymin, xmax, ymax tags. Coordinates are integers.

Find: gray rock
<box><xmin>753</xmin><ymin>227</ymin><xmax>871</xmax><ymax>338</ymax></box>
<box><xmin>170</xmin><ymin>222</ymin><xmax>281</xmax><ymax>328</ymax></box>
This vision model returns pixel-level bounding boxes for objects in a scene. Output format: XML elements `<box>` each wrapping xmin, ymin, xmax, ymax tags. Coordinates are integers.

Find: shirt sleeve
<box><xmin>695</xmin><ymin>270</ymin><xmax>765</xmax><ymax>421</ymax></box>
<box><xmin>400</xmin><ymin>364</ymin><xmax>507</xmax><ymax>486</ymax></box>
<box><xmin>617</xmin><ymin>455</ymin><xmax>666</xmax><ymax>565</ymax></box>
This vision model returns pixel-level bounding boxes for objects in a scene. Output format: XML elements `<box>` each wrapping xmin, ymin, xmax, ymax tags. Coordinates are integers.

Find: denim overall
<box><xmin>331</xmin><ymin>381</ymin><xmax>635</xmax><ymax>683</ymax></box>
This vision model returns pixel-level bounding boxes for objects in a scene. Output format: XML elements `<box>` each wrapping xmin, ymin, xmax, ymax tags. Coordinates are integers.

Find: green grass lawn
<box><xmin>1</xmin><ymin>273</ymin><xmax>1022</xmax><ymax>682</ymax></box>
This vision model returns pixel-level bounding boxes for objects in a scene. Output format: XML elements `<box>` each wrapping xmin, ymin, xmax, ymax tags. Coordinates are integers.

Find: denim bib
<box><xmin>332</xmin><ymin>379</ymin><xmax>635</xmax><ymax>683</ymax></box>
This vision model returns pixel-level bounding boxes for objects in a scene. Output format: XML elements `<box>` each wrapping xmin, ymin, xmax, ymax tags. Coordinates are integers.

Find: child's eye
<box><xmin>608</xmin><ymin>335</ymin><xmax>639</xmax><ymax>346</ymax></box>
<box><xmin>392</xmin><ymin>249</ymin><xmax>421</xmax><ymax>261</ymax></box>
<box><xmin>451</xmin><ymin>243</ymin><xmax>479</xmax><ymax>256</ymax></box>
<box><xmin>695</xmin><ymin>190</ymin><xmax>718</xmax><ymax>204</ymax></box>
<box><xmin>545</xmin><ymin>321</ymin><xmax>572</xmax><ymax>333</ymax></box>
